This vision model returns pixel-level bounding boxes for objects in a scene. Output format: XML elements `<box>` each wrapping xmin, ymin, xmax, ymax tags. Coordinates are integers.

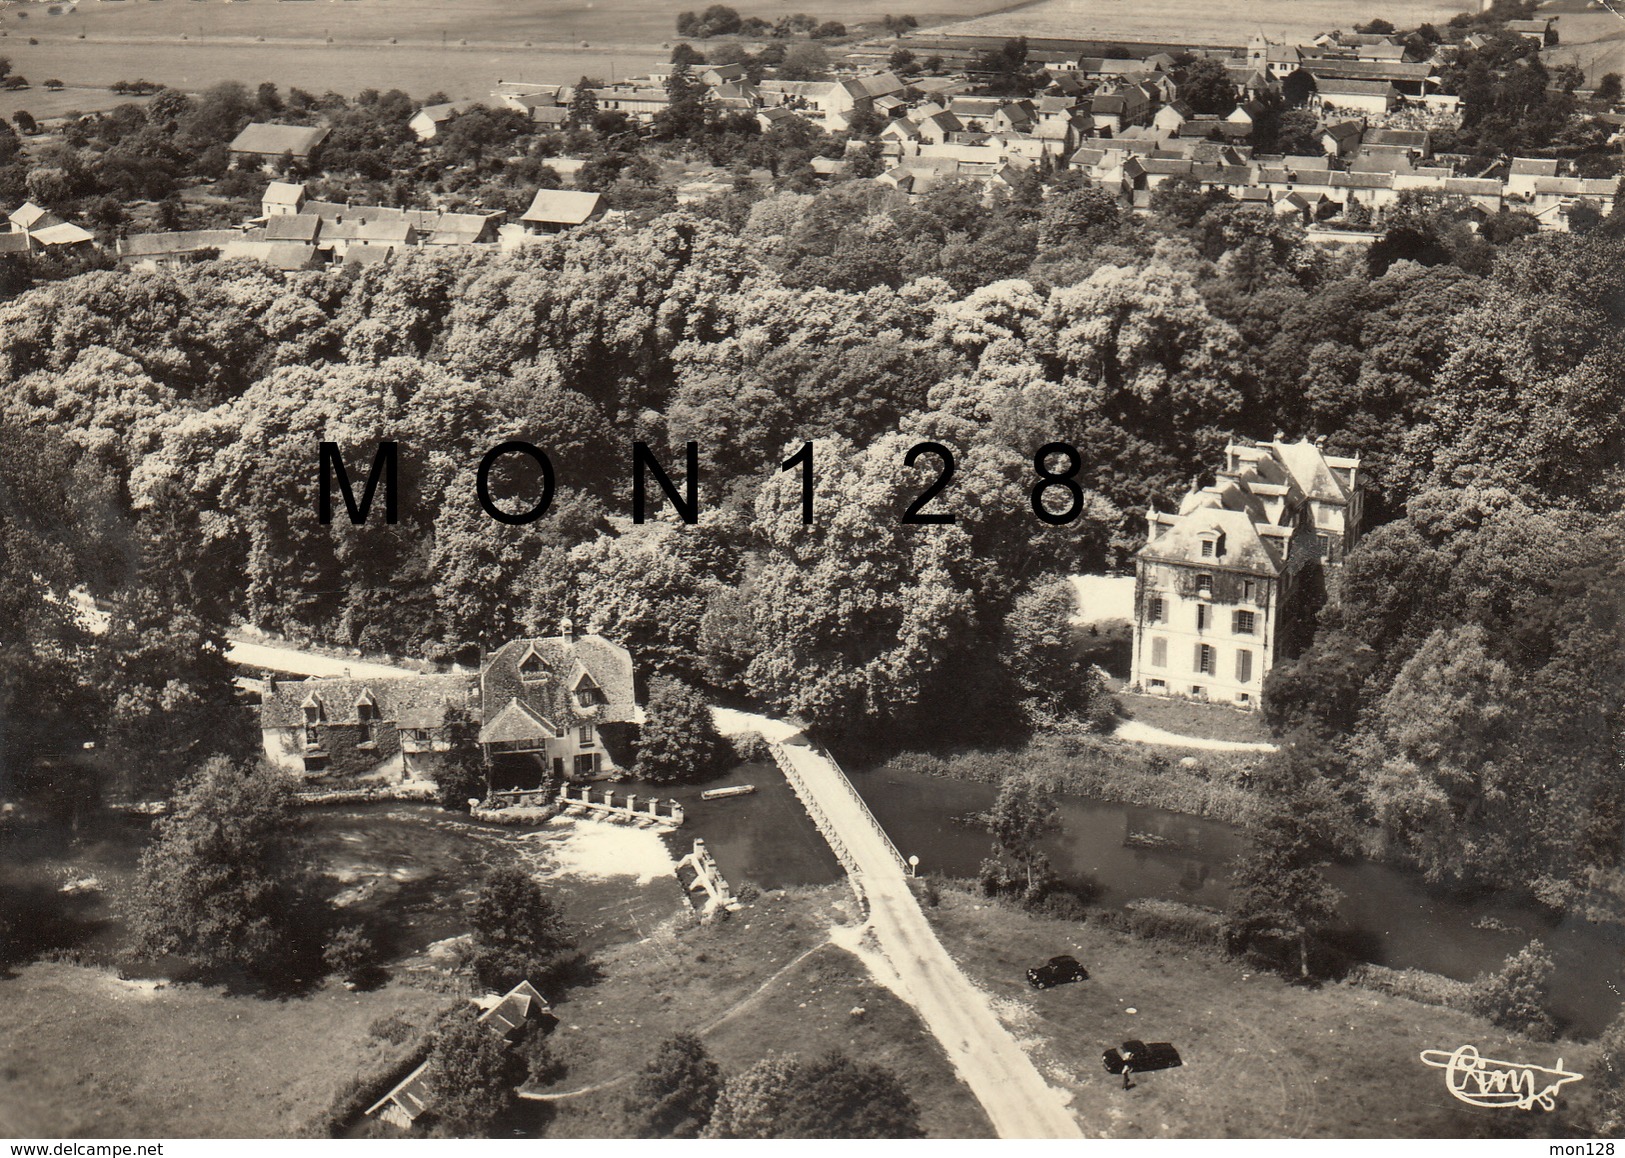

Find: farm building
<box><xmin>228</xmin><ymin>123</ymin><xmax>331</xmax><ymax>171</ymax></box>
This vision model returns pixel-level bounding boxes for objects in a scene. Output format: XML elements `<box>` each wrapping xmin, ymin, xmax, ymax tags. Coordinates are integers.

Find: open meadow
<box><xmin>922</xmin><ymin>884</ymin><xmax>1608</xmax><ymax>1138</ymax></box>
<box><xmin>0</xmin><ymin>0</ymin><xmax>1016</xmax><ymax>99</ymax></box>
<box><xmin>932</xmin><ymin>0</ymin><xmax>1475</xmax><ymax>47</ymax></box>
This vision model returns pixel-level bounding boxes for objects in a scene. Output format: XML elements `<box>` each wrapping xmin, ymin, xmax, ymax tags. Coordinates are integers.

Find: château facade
<box><xmin>1130</xmin><ymin>437</ymin><xmax>1361</xmax><ymax>710</ymax></box>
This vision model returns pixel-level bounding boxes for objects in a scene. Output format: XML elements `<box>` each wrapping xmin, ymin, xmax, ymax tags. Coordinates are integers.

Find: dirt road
<box><xmin>714</xmin><ymin>709</ymin><xmax>1084</xmax><ymax>1139</ymax></box>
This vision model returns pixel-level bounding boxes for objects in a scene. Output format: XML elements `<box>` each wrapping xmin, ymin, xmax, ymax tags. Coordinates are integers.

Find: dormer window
<box><xmin>518</xmin><ymin>646</ymin><xmax>547</xmax><ymax>679</ymax></box>
<box><xmin>1197</xmin><ymin>530</ymin><xmax>1226</xmax><ymax>559</ymax></box>
<box><xmin>575</xmin><ymin>675</ymin><xmax>606</xmax><ymax>708</ymax></box>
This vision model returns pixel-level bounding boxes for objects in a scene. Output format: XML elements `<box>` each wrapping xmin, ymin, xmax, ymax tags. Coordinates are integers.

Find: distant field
<box><xmin>0</xmin><ymin>36</ymin><xmax>667</xmax><ymax>100</ymax></box>
<box><xmin>1543</xmin><ymin>8</ymin><xmax>1625</xmax><ymax>88</ymax></box>
<box><xmin>935</xmin><ymin>0</ymin><xmax>1472</xmax><ymax>47</ymax></box>
<box><xmin>0</xmin><ymin>0</ymin><xmax>1016</xmax><ymax>47</ymax></box>
<box><xmin>0</xmin><ymin>81</ymin><xmax>148</xmax><ymax>120</ymax></box>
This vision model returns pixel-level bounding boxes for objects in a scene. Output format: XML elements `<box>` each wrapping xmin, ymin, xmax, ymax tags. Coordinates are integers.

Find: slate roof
<box><xmin>0</xmin><ymin>232</ymin><xmax>31</xmax><ymax>255</ymax></box>
<box><xmin>1303</xmin><ymin>59</ymin><xmax>1434</xmax><ymax>83</ymax></box>
<box><xmin>260</xmin><ymin>673</ymin><xmax>475</xmax><ymax>729</ymax></box>
<box><xmin>478</xmin><ymin>980</ymin><xmax>551</xmax><ymax>1037</ymax></box>
<box><xmin>228</xmin><ymin>123</ymin><xmax>331</xmax><ymax>158</ymax></box>
<box><xmin>367</xmin><ymin>1061</ymin><xmax>432</xmax><ymax>1123</ymax></box>
<box><xmin>1316</xmin><ymin>79</ymin><xmax>1396</xmax><ymax>99</ymax></box>
<box><xmin>117</xmin><ymin>229</ymin><xmax>240</xmax><ymax>258</ymax></box>
<box><xmin>265</xmin><ymin>214</ymin><xmax>322</xmax><ymax>242</ymax></box>
<box><xmin>1142</xmin><ymin>493</ymin><xmax>1286</xmax><ymax>576</ymax></box>
<box><xmin>480</xmin><ymin>634</ymin><xmax>638</xmax><ymax>741</ymax></box>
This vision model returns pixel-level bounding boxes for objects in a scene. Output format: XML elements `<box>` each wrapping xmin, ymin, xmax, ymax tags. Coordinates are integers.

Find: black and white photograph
<box><xmin>0</xmin><ymin>0</ymin><xmax>1621</xmax><ymax>1142</ymax></box>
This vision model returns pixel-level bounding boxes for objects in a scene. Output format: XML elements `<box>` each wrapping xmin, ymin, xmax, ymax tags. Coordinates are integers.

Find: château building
<box><xmin>1130</xmin><ymin>437</ymin><xmax>1361</xmax><ymax>710</ymax></box>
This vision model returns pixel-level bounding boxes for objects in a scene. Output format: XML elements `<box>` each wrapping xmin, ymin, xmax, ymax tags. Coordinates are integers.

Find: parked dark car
<box><xmin>1026</xmin><ymin>955</ymin><xmax>1089</xmax><ymax>989</ymax></box>
<box><xmin>1102</xmin><ymin>1040</ymin><xmax>1183</xmax><ymax>1075</ymax></box>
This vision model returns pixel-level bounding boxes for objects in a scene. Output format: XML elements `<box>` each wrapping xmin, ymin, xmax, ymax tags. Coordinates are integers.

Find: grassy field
<box><xmin>0</xmin><ymin>963</ymin><xmax>457</xmax><ymax>1137</ymax></box>
<box><xmin>1543</xmin><ymin>6</ymin><xmax>1625</xmax><ymax>90</ymax></box>
<box><xmin>922</xmin><ymin>883</ymin><xmax>1607</xmax><ymax>1137</ymax></box>
<box><xmin>1115</xmin><ymin>689</ymin><xmax>1274</xmax><ymax>745</ymax></box>
<box><xmin>528</xmin><ymin>884</ymin><xmax>994</xmax><ymax>1137</ymax></box>
<box><xmin>0</xmin><ymin>0</ymin><xmax>1016</xmax><ymax>99</ymax></box>
<box><xmin>935</xmin><ymin>0</ymin><xmax>1472</xmax><ymax>47</ymax></box>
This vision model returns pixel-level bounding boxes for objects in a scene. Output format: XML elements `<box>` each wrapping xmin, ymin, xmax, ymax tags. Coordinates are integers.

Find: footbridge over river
<box><xmin>710</xmin><ymin>708</ymin><xmax>1084</xmax><ymax>1140</ymax></box>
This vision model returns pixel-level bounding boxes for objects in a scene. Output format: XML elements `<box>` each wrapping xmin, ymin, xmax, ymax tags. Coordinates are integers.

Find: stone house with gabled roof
<box><xmin>259</xmin><ymin>673</ymin><xmax>477</xmax><ymax>780</ymax></box>
<box><xmin>1130</xmin><ymin>438</ymin><xmax>1360</xmax><ymax>710</ymax></box>
<box><xmin>479</xmin><ymin>627</ymin><xmax>638</xmax><ymax>789</ymax></box>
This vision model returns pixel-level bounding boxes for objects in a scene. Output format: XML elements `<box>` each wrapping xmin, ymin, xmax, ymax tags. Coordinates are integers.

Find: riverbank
<box><xmin>918</xmin><ymin>882</ymin><xmax>1607</xmax><ymax>1137</ymax></box>
<box><xmin>871</xmin><ymin>734</ymin><xmax>1262</xmax><ymax>828</ymax></box>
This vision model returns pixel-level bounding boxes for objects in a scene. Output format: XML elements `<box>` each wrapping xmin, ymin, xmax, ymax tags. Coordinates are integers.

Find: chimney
<box><xmin>265</xmin><ymin>673</ymin><xmax>278</xmax><ymax>695</ymax></box>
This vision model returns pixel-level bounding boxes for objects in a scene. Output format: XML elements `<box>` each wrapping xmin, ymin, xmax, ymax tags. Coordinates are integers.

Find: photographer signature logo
<box><xmin>1420</xmin><ymin>1045</ymin><xmax>1583</xmax><ymax>1111</ymax></box>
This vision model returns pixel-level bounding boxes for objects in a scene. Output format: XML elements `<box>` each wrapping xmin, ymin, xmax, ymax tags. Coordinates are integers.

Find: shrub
<box><xmin>324</xmin><ymin>925</ymin><xmax>375</xmax><ymax>983</ymax></box>
<box><xmin>728</xmin><ymin>730</ymin><xmax>770</xmax><ymax>763</ymax></box>
<box><xmin>1126</xmin><ymin>898</ymin><xmax>1229</xmax><ymax>951</ymax></box>
<box><xmin>368</xmin><ymin>1010</ymin><xmax>419</xmax><ymax>1045</ymax></box>
<box><xmin>1025</xmin><ymin>888</ymin><xmax>1090</xmax><ymax>921</ymax></box>
<box><xmin>1469</xmin><ymin>939</ymin><xmax>1558</xmax><ymax>1039</ymax></box>
<box><xmin>1344</xmin><ymin>963</ymin><xmax>1472</xmax><ymax>1011</ymax></box>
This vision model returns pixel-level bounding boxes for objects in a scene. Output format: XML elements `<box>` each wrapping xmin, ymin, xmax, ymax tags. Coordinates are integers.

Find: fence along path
<box><xmin>713</xmin><ymin>708</ymin><xmax>1084</xmax><ymax>1139</ymax></box>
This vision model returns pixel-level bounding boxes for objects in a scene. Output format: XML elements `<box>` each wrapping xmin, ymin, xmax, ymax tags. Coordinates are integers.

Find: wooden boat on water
<box><xmin>700</xmin><ymin>784</ymin><xmax>756</xmax><ymax>800</ymax></box>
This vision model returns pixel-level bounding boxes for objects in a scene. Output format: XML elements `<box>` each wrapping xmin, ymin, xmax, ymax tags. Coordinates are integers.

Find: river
<box><xmin>5</xmin><ymin>758</ymin><xmax>1620</xmax><ymax>1035</ymax></box>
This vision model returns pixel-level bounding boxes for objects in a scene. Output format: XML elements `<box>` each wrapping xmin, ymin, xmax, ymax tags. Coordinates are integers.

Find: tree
<box><xmin>635</xmin><ymin>677</ymin><xmax>724</xmax><ymax>783</ymax></box>
<box><xmin>999</xmin><ymin>578</ymin><xmax>1114</xmax><ymax>731</ymax></box>
<box><xmin>704</xmin><ymin>1051</ymin><xmax>923</xmax><ymax>1137</ymax></box>
<box><xmin>1228</xmin><ymin>800</ymin><xmax>1343</xmax><ymax>979</ymax></box>
<box><xmin>1591</xmin><ymin>1009</ymin><xmax>1625</xmax><ymax>1134</ymax></box>
<box><xmin>671</xmin><ymin>42</ymin><xmax>706</xmax><ymax>68</ymax></box>
<box><xmin>423</xmin><ymin>1006</ymin><xmax>526</xmax><ymax>1137</ymax></box>
<box><xmin>124</xmin><ymin>757</ymin><xmax>321</xmax><ymax>979</ymax></box>
<box><xmin>1180</xmin><ymin>56</ymin><xmax>1238</xmax><ymax>115</ymax></box>
<box><xmin>1595</xmin><ymin>72</ymin><xmax>1622</xmax><ymax>106</ymax></box>
<box><xmin>12</xmin><ymin>110</ymin><xmax>36</xmax><ymax>135</ymax></box>
<box><xmin>625</xmin><ymin>1032</ymin><xmax>722</xmax><ymax>1138</ymax></box>
<box><xmin>1272</xmin><ymin>109</ymin><xmax>1324</xmax><ymax>156</ymax></box>
<box><xmin>568</xmin><ymin>78</ymin><xmax>600</xmax><ymax>130</ymax></box>
<box><xmin>986</xmin><ymin>772</ymin><xmax>1059</xmax><ymax>891</ymax></box>
<box><xmin>467</xmin><ymin>866</ymin><xmax>575</xmax><ymax>992</ymax></box>
<box><xmin>435</xmin><ymin>701</ymin><xmax>488</xmax><ymax>810</ymax></box>
<box><xmin>1362</xmin><ymin>625</ymin><xmax>1517</xmax><ymax>884</ymax></box>
<box><xmin>1469</xmin><ymin>940</ymin><xmax>1557</xmax><ymax>1039</ymax></box>
<box><xmin>777</xmin><ymin>42</ymin><xmax>831</xmax><ymax>82</ymax></box>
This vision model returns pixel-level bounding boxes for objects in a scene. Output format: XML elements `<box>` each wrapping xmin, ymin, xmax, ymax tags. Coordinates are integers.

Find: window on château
<box><xmin>1196</xmin><ymin>604</ymin><xmax>1209</xmax><ymax>630</ymax></box>
<box><xmin>1195</xmin><ymin>643</ymin><xmax>1215</xmax><ymax>675</ymax></box>
<box><xmin>1148</xmin><ymin>595</ymin><xmax>1165</xmax><ymax>623</ymax></box>
<box><xmin>1236</xmin><ymin>649</ymin><xmax>1253</xmax><ymax>683</ymax></box>
<box><xmin>1196</xmin><ymin>573</ymin><xmax>1213</xmax><ymax>595</ymax></box>
<box><xmin>578</xmin><ymin>725</ymin><xmax>594</xmax><ymax>746</ymax></box>
<box><xmin>1201</xmin><ymin>540</ymin><xmax>1214</xmax><ymax>557</ymax></box>
<box><xmin>1150</xmin><ymin>636</ymin><xmax>1167</xmax><ymax>667</ymax></box>
<box><xmin>1233</xmin><ymin>610</ymin><xmax>1255</xmax><ymax>635</ymax></box>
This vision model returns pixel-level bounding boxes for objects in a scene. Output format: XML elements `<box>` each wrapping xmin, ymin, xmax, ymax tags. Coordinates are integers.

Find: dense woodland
<box><xmin>0</xmin><ymin>47</ymin><xmax>1622</xmax><ymax>926</ymax></box>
